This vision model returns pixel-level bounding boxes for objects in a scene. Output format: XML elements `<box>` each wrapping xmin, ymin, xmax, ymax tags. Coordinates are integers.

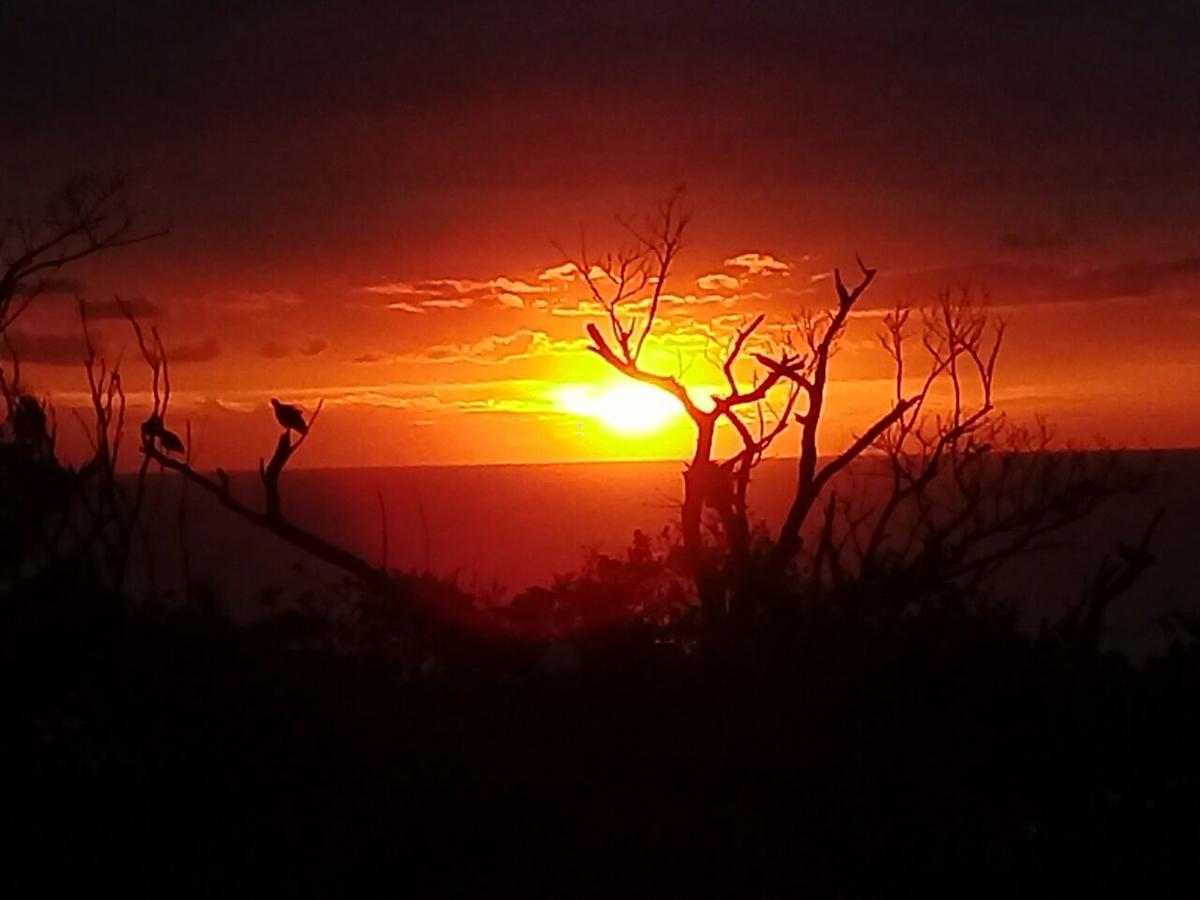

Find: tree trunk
<box><xmin>682</xmin><ymin>419</ymin><xmax>725</xmax><ymax>627</ymax></box>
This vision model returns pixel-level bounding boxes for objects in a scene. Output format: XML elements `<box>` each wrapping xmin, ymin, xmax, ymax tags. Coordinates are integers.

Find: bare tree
<box><xmin>567</xmin><ymin>194</ymin><xmax>833</xmax><ymax>620</ymax></box>
<box><xmin>570</xmin><ymin>199</ymin><xmax>913</xmax><ymax>623</ymax></box>
<box><xmin>0</xmin><ymin>171</ymin><xmax>165</xmax><ymax>331</ymax></box>
<box><xmin>574</xmin><ymin>200</ymin><xmax>1141</xmax><ymax>631</ymax></box>
<box><xmin>784</xmin><ymin>288</ymin><xmax>1150</xmax><ymax>628</ymax></box>
<box><xmin>0</xmin><ymin>172</ymin><xmax>163</xmax><ymax>596</ymax></box>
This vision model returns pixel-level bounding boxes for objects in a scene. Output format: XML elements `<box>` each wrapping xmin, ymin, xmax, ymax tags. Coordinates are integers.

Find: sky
<box><xmin>2</xmin><ymin>0</ymin><xmax>1198</xmax><ymax>468</ymax></box>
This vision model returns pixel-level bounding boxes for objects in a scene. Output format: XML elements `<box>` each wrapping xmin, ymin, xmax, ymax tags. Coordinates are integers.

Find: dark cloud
<box><xmin>199</xmin><ymin>290</ymin><xmax>301</xmax><ymax>313</ymax></box>
<box><xmin>168</xmin><ymin>337</ymin><xmax>220</xmax><ymax>363</ymax></box>
<box><xmin>352</xmin><ymin>351</ymin><xmax>389</xmax><ymax>365</ymax></box>
<box><xmin>81</xmin><ymin>297</ymin><xmax>162</xmax><ymax>319</ymax></box>
<box><xmin>880</xmin><ymin>257</ymin><xmax>1200</xmax><ymax>308</ymax></box>
<box><xmin>999</xmin><ymin>227</ymin><xmax>1076</xmax><ymax>253</ymax></box>
<box><xmin>353</xmin><ymin>329</ymin><xmax>589</xmax><ymax>366</ymax></box>
<box><xmin>259</xmin><ymin>337</ymin><xmax>328</xmax><ymax>358</ymax></box>
<box><xmin>258</xmin><ymin>341</ymin><xmax>291</xmax><ymax>359</ymax></box>
<box><xmin>4</xmin><ymin>330</ymin><xmax>93</xmax><ymax>366</ymax></box>
<box><xmin>16</xmin><ymin>277</ymin><xmax>85</xmax><ymax>296</ymax></box>
<box><xmin>363</xmin><ymin>277</ymin><xmax>551</xmax><ymax>311</ymax></box>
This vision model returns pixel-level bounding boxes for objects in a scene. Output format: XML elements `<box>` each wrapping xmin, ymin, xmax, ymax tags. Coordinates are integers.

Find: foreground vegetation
<box><xmin>4</xmin><ymin>176</ymin><xmax>1198</xmax><ymax>895</ymax></box>
<box><xmin>6</xmin><ymin>566</ymin><xmax>1200</xmax><ymax>896</ymax></box>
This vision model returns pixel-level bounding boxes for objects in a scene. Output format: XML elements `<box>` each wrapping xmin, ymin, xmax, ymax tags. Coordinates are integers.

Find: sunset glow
<box><xmin>2</xmin><ymin>2</ymin><xmax>1197</xmax><ymax>472</ymax></box>
<box><xmin>556</xmin><ymin>381</ymin><xmax>685</xmax><ymax>434</ymax></box>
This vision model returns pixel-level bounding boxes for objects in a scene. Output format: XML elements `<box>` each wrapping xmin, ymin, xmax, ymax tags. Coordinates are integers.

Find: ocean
<box><xmin>127</xmin><ymin>452</ymin><xmax>1200</xmax><ymax>656</ymax></box>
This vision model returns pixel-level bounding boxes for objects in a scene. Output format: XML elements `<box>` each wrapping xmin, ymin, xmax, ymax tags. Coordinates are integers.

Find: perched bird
<box><xmin>141</xmin><ymin>413</ymin><xmax>186</xmax><ymax>454</ymax></box>
<box><xmin>158</xmin><ymin>427</ymin><xmax>186</xmax><ymax>454</ymax></box>
<box><xmin>140</xmin><ymin>413</ymin><xmax>163</xmax><ymax>443</ymax></box>
<box><xmin>271</xmin><ymin>398</ymin><xmax>309</xmax><ymax>434</ymax></box>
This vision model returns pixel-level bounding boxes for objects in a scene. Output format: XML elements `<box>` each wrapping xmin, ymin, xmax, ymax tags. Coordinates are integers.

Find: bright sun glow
<box><xmin>556</xmin><ymin>381</ymin><xmax>685</xmax><ymax>434</ymax></box>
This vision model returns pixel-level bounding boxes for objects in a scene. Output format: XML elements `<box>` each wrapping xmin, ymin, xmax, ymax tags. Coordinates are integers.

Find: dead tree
<box><xmin>0</xmin><ymin>171</ymin><xmax>165</xmax><ymax>331</ymax></box>
<box><xmin>576</xmin><ymin>201</ymin><xmax>1142</xmax><ymax>630</ymax></box>
<box><xmin>568</xmin><ymin>194</ymin><xmax>825</xmax><ymax>621</ymax></box>
<box><xmin>573</xmin><ymin>198</ymin><xmax>911</xmax><ymax>623</ymax></box>
<box><xmin>792</xmin><ymin>288</ymin><xmax>1149</xmax><ymax>621</ymax></box>
<box><xmin>2</xmin><ymin>302</ymin><xmax>143</xmax><ymax>595</ymax></box>
<box><xmin>0</xmin><ymin>171</ymin><xmax>162</xmax><ymax>595</ymax></box>
<box><xmin>759</xmin><ymin>260</ymin><xmax>917</xmax><ymax>578</ymax></box>
<box><xmin>0</xmin><ymin>300</ymin><xmax>148</xmax><ymax>594</ymax></box>
<box><xmin>75</xmin><ymin>300</ymin><xmax>141</xmax><ymax>588</ymax></box>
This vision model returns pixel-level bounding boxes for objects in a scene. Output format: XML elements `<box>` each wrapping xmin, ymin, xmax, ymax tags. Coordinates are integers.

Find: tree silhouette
<box><xmin>0</xmin><ymin>175</ymin><xmax>163</xmax><ymax>596</ymax></box>
<box><xmin>0</xmin><ymin>171</ymin><xmax>164</xmax><ymax>331</ymax></box>
<box><xmin>572</xmin><ymin>196</ymin><xmax>1146</xmax><ymax>633</ymax></box>
<box><xmin>5</xmin><ymin>180</ymin><xmax>1146</xmax><ymax>646</ymax></box>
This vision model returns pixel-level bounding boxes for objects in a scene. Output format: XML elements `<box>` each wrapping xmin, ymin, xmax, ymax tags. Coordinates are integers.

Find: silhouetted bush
<box><xmin>6</xmin><ymin>560</ymin><xmax>1200</xmax><ymax>896</ymax></box>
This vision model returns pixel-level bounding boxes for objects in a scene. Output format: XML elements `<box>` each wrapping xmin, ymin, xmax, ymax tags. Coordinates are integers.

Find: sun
<box><xmin>556</xmin><ymin>381</ymin><xmax>685</xmax><ymax>434</ymax></box>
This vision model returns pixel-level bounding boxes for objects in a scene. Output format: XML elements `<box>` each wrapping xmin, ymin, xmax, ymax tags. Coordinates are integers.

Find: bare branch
<box><xmin>0</xmin><ymin>171</ymin><xmax>166</xmax><ymax>332</ymax></box>
<box><xmin>145</xmin><ymin>443</ymin><xmax>400</xmax><ymax>600</ymax></box>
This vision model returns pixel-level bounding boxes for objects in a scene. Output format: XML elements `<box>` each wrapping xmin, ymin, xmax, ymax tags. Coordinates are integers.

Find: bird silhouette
<box><xmin>271</xmin><ymin>398</ymin><xmax>309</xmax><ymax>434</ymax></box>
<box><xmin>141</xmin><ymin>413</ymin><xmax>185</xmax><ymax>454</ymax></box>
<box><xmin>140</xmin><ymin>413</ymin><xmax>161</xmax><ymax>439</ymax></box>
<box><xmin>158</xmin><ymin>427</ymin><xmax>186</xmax><ymax>454</ymax></box>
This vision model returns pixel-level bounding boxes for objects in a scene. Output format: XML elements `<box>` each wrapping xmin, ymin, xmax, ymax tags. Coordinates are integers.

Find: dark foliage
<box><xmin>5</xmin><ymin>568</ymin><xmax>1200</xmax><ymax>897</ymax></box>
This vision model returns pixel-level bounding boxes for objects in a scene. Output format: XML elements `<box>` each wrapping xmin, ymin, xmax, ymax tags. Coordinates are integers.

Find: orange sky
<box><xmin>14</xmin><ymin>229</ymin><xmax>1200</xmax><ymax>470</ymax></box>
<box><xmin>2</xmin><ymin>3</ymin><xmax>1198</xmax><ymax>468</ymax></box>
